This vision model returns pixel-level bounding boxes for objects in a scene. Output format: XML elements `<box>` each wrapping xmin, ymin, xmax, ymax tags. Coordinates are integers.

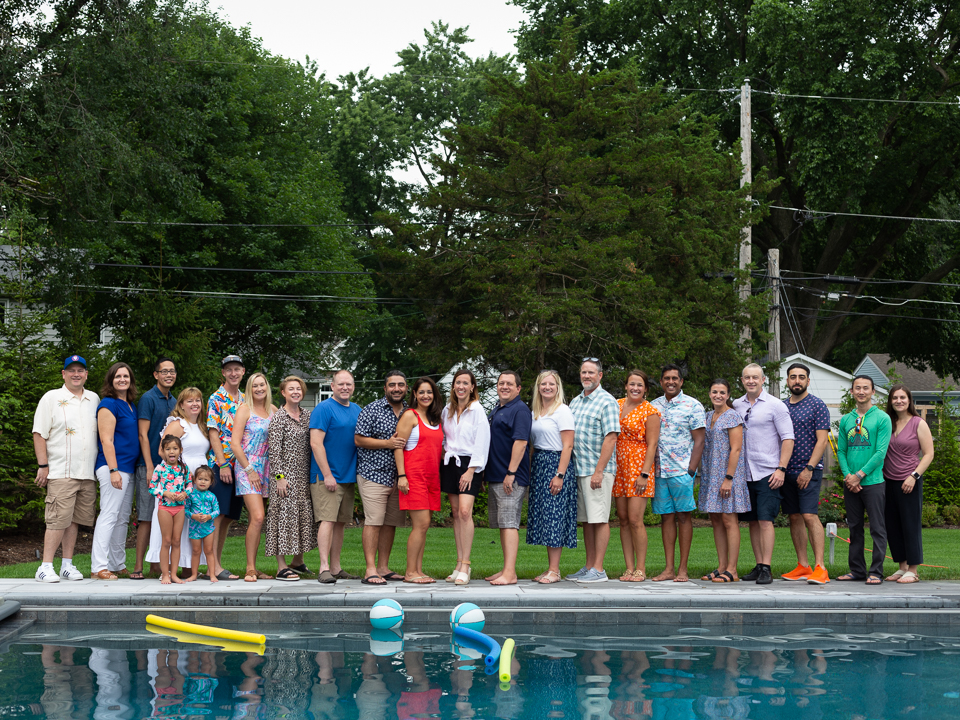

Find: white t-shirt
<box><xmin>530</xmin><ymin>404</ymin><xmax>575</xmax><ymax>451</ymax></box>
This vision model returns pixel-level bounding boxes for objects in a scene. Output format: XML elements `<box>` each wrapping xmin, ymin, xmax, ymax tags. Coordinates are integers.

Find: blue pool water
<box><xmin>2</xmin><ymin>622</ymin><xmax>960</xmax><ymax>718</ymax></box>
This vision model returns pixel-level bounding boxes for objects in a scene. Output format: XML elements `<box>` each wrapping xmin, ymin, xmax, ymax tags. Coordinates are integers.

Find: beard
<box><xmin>790</xmin><ymin>384</ymin><xmax>806</xmax><ymax>396</ymax></box>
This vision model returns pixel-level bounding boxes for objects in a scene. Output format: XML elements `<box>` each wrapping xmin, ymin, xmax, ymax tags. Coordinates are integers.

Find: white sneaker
<box><xmin>35</xmin><ymin>566</ymin><xmax>60</xmax><ymax>583</ymax></box>
<box><xmin>565</xmin><ymin>566</ymin><xmax>588</xmax><ymax>581</ymax></box>
<box><xmin>578</xmin><ymin>568</ymin><xmax>609</xmax><ymax>583</ymax></box>
<box><xmin>60</xmin><ymin>565</ymin><xmax>84</xmax><ymax>581</ymax></box>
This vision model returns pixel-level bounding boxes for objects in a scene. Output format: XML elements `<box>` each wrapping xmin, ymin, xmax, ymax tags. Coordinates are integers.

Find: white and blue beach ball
<box><xmin>450</xmin><ymin>602</ymin><xmax>485</xmax><ymax>632</ymax></box>
<box><xmin>369</xmin><ymin>628</ymin><xmax>404</xmax><ymax>656</ymax></box>
<box><xmin>451</xmin><ymin>640</ymin><xmax>484</xmax><ymax>661</ymax></box>
<box><xmin>370</xmin><ymin>599</ymin><xmax>404</xmax><ymax>630</ymax></box>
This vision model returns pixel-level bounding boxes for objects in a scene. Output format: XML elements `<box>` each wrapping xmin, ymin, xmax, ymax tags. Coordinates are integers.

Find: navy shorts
<box><xmin>212</xmin><ymin>462</ymin><xmax>244</xmax><ymax>521</ymax></box>
<box><xmin>781</xmin><ymin>469</ymin><xmax>823</xmax><ymax>515</ymax></box>
<box><xmin>738</xmin><ymin>475</ymin><xmax>782</xmax><ymax>523</ymax></box>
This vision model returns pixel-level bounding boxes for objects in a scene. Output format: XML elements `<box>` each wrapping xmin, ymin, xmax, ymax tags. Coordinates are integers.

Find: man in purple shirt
<box><xmin>732</xmin><ymin>363</ymin><xmax>795</xmax><ymax>584</ymax></box>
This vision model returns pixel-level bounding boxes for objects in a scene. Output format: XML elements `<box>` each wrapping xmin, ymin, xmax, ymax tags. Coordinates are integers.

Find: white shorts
<box><xmin>576</xmin><ymin>472</ymin><xmax>615</xmax><ymax>524</ymax></box>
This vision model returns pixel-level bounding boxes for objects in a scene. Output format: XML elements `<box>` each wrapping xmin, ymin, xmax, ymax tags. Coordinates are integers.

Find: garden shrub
<box><xmin>941</xmin><ymin>504</ymin><xmax>960</xmax><ymax>526</ymax></box>
<box><xmin>921</xmin><ymin>503</ymin><xmax>943</xmax><ymax>528</ymax></box>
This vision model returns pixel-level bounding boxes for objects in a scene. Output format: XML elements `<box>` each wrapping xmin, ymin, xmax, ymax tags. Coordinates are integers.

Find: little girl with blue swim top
<box><xmin>150</xmin><ymin>434</ymin><xmax>191</xmax><ymax>584</ymax></box>
<box><xmin>184</xmin><ymin>465</ymin><xmax>219</xmax><ymax>583</ymax></box>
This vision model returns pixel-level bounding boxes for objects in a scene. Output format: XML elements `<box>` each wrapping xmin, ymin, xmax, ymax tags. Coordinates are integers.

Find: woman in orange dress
<box><xmin>613</xmin><ymin>369</ymin><xmax>661</xmax><ymax>581</ymax></box>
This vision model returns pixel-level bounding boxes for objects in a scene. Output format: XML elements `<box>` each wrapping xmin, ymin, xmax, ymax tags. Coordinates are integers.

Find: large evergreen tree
<box><xmin>376</xmin><ymin>35</ymin><xmax>767</xmax><ymax>389</ymax></box>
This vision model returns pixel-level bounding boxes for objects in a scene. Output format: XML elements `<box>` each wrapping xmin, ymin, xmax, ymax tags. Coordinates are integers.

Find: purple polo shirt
<box><xmin>732</xmin><ymin>390</ymin><xmax>795</xmax><ymax>482</ymax></box>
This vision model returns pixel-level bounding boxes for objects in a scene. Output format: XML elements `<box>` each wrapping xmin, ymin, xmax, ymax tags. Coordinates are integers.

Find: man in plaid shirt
<box><xmin>567</xmin><ymin>358</ymin><xmax>620</xmax><ymax>583</ymax></box>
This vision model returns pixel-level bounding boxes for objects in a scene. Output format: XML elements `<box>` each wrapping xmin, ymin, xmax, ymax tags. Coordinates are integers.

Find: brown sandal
<box><xmin>91</xmin><ymin>570</ymin><xmax>118</xmax><ymax>581</ymax></box>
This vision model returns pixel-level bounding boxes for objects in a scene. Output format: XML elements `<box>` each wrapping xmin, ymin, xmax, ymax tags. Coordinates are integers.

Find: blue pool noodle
<box><xmin>453</xmin><ymin>625</ymin><xmax>501</xmax><ymax>667</ymax></box>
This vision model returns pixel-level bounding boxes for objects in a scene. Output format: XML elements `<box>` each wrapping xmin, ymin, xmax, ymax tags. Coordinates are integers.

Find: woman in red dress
<box><xmin>394</xmin><ymin>377</ymin><xmax>444</xmax><ymax>583</ymax></box>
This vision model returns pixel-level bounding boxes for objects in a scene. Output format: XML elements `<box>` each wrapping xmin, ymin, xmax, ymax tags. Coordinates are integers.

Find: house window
<box><xmin>317</xmin><ymin>384</ymin><xmax>333</xmax><ymax>405</ymax></box>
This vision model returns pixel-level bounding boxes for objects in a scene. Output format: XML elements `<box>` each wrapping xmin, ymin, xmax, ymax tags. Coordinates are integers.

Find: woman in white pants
<box><xmin>146</xmin><ymin>388</ymin><xmax>211</xmax><ymax>575</ymax></box>
<box><xmin>90</xmin><ymin>362</ymin><xmax>141</xmax><ymax>580</ymax></box>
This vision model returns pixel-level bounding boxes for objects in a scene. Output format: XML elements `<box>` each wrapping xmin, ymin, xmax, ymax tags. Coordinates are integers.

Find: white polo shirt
<box><xmin>32</xmin><ymin>385</ymin><xmax>100</xmax><ymax>480</ymax></box>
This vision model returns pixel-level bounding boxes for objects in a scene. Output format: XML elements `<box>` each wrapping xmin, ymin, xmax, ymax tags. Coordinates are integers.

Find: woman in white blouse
<box><xmin>440</xmin><ymin>369</ymin><xmax>490</xmax><ymax>586</ymax></box>
<box><xmin>525</xmin><ymin>370</ymin><xmax>575</xmax><ymax>583</ymax></box>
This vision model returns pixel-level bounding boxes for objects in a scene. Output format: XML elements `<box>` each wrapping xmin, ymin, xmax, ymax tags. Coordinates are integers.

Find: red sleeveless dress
<box><xmin>400</xmin><ymin>410</ymin><xmax>443</xmax><ymax>511</ymax></box>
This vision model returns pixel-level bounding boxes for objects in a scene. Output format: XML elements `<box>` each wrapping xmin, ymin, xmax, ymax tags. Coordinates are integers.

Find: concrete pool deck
<box><xmin>4</xmin><ymin>576</ymin><xmax>960</xmax><ymax>627</ymax></box>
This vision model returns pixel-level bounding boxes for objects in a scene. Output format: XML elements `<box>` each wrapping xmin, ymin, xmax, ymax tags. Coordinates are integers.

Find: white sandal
<box><xmin>446</xmin><ymin>559</ymin><xmax>462</xmax><ymax>583</ymax></box>
<box><xmin>897</xmin><ymin>570</ymin><xmax>920</xmax><ymax>584</ymax></box>
<box><xmin>885</xmin><ymin>569</ymin><xmax>906</xmax><ymax>582</ymax></box>
<box><xmin>454</xmin><ymin>561</ymin><xmax>471</xmax><ymax>586</ymax></box>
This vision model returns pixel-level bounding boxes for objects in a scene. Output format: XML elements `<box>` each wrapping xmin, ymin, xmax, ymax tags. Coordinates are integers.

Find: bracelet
<box><xmin>109</xmin><ymin>467</ymin><xmax>119</xmax><ymax>474</ymax></box>
<box><xmin>505</xmin><ymin>471</ymin><xmax>516</xmax><ymax>477</ymax></box>
<box><xmin>37</xmin><ymin>463</ymin><xmax>48</xmax><ymax>468</ymax></box>
<box><xmin>398</xmin><ymin>474</ymin><xmax>406</xmax><ymax>478</ymax></box>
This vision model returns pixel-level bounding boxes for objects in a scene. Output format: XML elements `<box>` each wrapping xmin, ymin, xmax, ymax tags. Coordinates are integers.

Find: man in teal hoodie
<box><xmin>836</xmin><ymin>375</ymin><xmax>892</xmax><ymax>583</ymax></box>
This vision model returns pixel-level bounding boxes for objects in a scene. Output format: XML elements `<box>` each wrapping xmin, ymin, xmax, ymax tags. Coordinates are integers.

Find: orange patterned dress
<box><xmin>613</xmin><ymin>399</ymin><xmax>660</xmax><ymax>498</ymax></box>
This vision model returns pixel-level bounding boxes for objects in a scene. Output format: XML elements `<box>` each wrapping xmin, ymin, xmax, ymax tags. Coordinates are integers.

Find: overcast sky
<box><xmin>214</xmin><ymin>0</ymin><xmax>526</xmax><ymax>79</ymax></box>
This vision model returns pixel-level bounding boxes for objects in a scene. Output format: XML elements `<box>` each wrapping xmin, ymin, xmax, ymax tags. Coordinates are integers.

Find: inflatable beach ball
<box><xmin>450</xmin><ymin>602</ymin><xmax>485</xmax><ymax>632</ymax></box>
<box><xmin>370</xmin><ymin>599</ymin><xmax>404</xmax><ymax>630</ymax></box>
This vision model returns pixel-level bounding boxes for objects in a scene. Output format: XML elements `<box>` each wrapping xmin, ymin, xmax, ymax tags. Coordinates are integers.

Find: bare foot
<box><xmin>485</xmin><ymin>571</ymin><xmax>503</xmax><ymax>582</ymax></box>
<box><xmin>160</xmin><ymin>573</ymin><xmax>171</xmax><ymax>585</ymax></box>
<box><xmin>210</xmin><ymin>575</ymin><xmax>219</xmax><ymax>583</ymax></box>
<box><xmin>172</xmin><ymin>575</ymin><xmax>184</xmax><ymax>584</ymax></box>
<box><xmin>673</xmin><ymin>571</ymin><xmax>689</xmax><ymax>582</ymax></box>
<box><xmin>651</xmin><ymin>570</ymin><xmax>676</xmax><ymax>582</ymax></box>
<box><xmin>490</xmin><ymin>574</ymin><xmax>518</xmax><ymax>585</ymax></box>
<box><xmin>183</xmin><ymin>574</ymin><xmax>198</xmax><ymax>583</ymax></box>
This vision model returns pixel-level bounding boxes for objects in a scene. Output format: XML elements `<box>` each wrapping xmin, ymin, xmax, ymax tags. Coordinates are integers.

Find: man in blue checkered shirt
<box><xmin>567</xmin><ymin>358</ymin><xmax>620</xmax><ymax>583</ymax></box>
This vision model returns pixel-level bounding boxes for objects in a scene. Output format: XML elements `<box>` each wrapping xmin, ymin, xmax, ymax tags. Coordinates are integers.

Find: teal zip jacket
<box><xmin>837</xmin><ymin>405</ymin><xmax>892</xmax><ymax>486</ymax></box>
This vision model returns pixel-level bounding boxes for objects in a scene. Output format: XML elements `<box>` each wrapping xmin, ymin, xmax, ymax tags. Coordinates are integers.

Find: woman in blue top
<box><xmin>91</xmin><ymin>362</ymin><xmax>142</xmax><ymax>580</ymax></box>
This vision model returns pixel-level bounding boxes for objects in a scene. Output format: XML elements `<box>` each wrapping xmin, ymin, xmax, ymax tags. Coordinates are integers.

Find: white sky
<box><xmin>214</xmin><ymin>0</ymin><xmax>526</xmax><ymax>79</ymax></box>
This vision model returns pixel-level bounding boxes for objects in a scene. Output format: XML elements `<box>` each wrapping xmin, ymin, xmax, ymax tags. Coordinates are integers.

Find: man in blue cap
<box><xmin>32</xmin><ymin>355</ymin><xmax>100</xmax><ymax>582</ymax></box>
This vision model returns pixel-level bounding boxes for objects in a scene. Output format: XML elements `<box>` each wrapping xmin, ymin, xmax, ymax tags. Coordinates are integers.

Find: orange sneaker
<box><xmin>781</xmin><ymin>564</ymin><xmax>813</xmax><ymax>581</ymax></box>
<box><xmin>806</xmin><ymin>565</ymin><xmax>830</xmax><ymax>585</ymax></box>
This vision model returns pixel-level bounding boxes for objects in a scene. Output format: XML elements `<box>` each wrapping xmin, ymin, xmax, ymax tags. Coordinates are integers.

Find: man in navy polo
<box><xmin>134</xmin><ymin>357</ymin><xmax>177</xmax><ymax>579</ymax></box>
<box><xmin>485</xmin><ymin>371</ymin><xmax>531</xmax><ymax>586</ymax></box>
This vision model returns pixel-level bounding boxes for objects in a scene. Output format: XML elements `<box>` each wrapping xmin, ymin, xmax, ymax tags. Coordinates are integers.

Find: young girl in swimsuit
<box><xmin>150</xmin><ymin>434</ymin><xmax>191</xmax><ymax>584</ymax></box>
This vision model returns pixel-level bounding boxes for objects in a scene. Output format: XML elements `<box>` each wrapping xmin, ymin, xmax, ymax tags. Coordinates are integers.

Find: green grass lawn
<box><xmin>2</xmin><ymin>526</ymin><xmax>957</xmax><ymax>580</ymax></box>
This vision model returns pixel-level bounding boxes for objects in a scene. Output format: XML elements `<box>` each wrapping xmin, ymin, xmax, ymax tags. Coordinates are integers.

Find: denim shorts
<box><xmin>781</xmin><ymin>469</ymin><xmax>822</xmax><ymax>515</ymax></box>
<box><xmin>738</xmin><ymin>476</ymin><xmax>781</xmax><ymax>522</ymax></box>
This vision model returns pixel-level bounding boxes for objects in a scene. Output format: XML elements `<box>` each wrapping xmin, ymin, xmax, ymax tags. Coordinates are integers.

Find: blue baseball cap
<box><xmin>63</xmin><ymin>355</ymin><xmax>87</xmax><ymax>370</ymax></box>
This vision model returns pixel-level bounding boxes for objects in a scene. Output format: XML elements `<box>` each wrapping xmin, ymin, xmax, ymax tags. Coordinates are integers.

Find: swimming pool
<box><xmin>2</xmin><ymin>621</ymin><xmax>959</xmax><ymax>718</ymax></box>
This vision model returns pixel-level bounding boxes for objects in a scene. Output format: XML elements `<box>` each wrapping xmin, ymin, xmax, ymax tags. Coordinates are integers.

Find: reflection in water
<box><xmin>0</xmin><ymin>628</ymin><xmax>958</xmax><ymax>719</ymax></box>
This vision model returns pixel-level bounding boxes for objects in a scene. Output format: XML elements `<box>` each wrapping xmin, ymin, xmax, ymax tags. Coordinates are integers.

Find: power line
<box><xmin>71</xmin><ymin>218</ymin><xmax>436</xmax><ymax>229</ymax></box>
<box><xmin>91</xmin><ymin>262</ymin><xmax>375</xmax><ymax>275</ymax></box>
<box><xmin>780</xmin><ymin>270</ymin><xmax>960</xmax><ymax>291</ymax></box>
<box><xmin>76</xmin><ymin>285</ymin><xmax>415</xmax><ymax>304</ymax></box>
<box><xmin>753</xmin><ymin>89</ymin><xmax>960</xmax><ymax>107</ymax></box>
<box><xmin>792</xmin><ymin>306</ymin><xmax>960</xmax><ymax>324</ymax></box>
<box><xmin>769</xmin><ymin>205</ymin><xmax>960</xmax><ymax>224</ymax></box>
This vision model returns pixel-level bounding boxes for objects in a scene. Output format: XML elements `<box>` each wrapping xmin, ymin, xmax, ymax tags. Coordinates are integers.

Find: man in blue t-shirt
<box><xmin>134</xmin><ymin>357</ymin><xmax>177</xmax><ymax>579</ymax></box>
<box><xmin>310</xmin><ymin>370</ymin><xmax>362</xmax><ymax>584</ymax></box>
<box><xmin>781</xmin><ymin>363</ymin><xmax>832</xmax><ymax>586</ymax></box>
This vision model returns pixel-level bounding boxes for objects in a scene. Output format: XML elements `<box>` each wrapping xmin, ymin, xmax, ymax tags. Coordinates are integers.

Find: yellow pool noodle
<box><xmin>145</xmin><ymin>614</ymin><xmax>266</xmax><ymax>645</ymax></box>
<box><xmin>499</xmin><ymin>638</ymin><xmax>516</xmax><ymax>682</ymax></box>
<box><xmin>146</xmin><ymin>624</ymin><xmax>265</xmax><ymax>655</ymax></box>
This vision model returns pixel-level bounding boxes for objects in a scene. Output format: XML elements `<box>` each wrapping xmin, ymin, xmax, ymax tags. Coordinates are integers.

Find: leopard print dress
<box><xmin>265</xmin><ymin>406</ymin><xmax>318</xmax><ymax>556</ymax></box>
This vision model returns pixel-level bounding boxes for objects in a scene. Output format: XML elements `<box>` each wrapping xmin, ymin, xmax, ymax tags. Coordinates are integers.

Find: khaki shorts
<box><xmin>310</xmin><ymin>481</ymin><xmax>356</xmax><ymax>524</ymax></box>
<box><xmin>487</xmin><ymin>482</ymin><xmax>527</xmax><ymax>530</ymax></box>
<box><xmin>576</xmin><ymin>472</ymin><xmax>615</xmax><ymax>524</ymax></box>
<box><xmin>357</xmin><ymin>475</ymin><xmax>405</xmax><ymax>527</ymax></box>
<box><xmin>45</xmin><ymin>477</ymin><xmax>97</xmax><ymax>530</ymax></box>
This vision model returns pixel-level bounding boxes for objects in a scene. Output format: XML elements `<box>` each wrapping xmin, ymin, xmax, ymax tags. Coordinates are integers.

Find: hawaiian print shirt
<box><xmin>206</xmin><ymin>385</ymin><xmax>245</xmax><ymax>462</ymax></box>
<box><xmin>650</xmin><ymin>390</ymin><xmax>706</xmax><ymax>477</ymax></box>
<box><xmin>150</xmin><ymin>461</ymin><xmax>192</xmax><ymax>507</ymax></box>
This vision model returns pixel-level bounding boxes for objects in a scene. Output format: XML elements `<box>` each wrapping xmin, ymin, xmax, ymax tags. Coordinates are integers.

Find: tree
<box><xmin>16</xmin><ymin>0</ymin><xmax>373</xmax><ymax>376</ymax></box>
<box><xmin>512</xmin><ymin>0</ymin><xmax>960</xmax><ymax>369</ymax></box>
<box><xmin>375</xmin><ymin>33</ymin><xmax>767</xmax><ymax>388</ymax></box>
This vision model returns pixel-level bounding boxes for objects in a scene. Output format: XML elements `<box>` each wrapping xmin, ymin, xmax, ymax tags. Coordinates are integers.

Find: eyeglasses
<box><xmin>157</xmin><ymin>369</ymin><xmax>177</xmax><ymax>376</ymax></box>
<box><xmin>582</xmin><ymin>357</ymin><xmax>600</xmax><ymax>363</ymax></box>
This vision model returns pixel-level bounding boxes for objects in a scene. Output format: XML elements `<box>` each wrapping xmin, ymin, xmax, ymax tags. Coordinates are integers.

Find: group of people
<box><xmin>32</xmin><ymin>354</ymin><xmax>932</xmax><ymax>586</ymax></box>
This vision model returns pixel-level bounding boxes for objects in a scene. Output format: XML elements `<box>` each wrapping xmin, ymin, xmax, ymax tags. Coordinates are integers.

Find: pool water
<box><xmin>1</xmin><ymin>622</ymin><xmax>959</xmax><ymax>719</ymax></box>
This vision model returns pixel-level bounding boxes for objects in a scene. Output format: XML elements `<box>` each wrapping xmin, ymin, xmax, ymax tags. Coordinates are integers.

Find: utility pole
<box><xmin>739</xmin><ymin>80</ymin><xmax>752</xmax><ymax>348</ymax></box>
<box><xmin>768</xmin><ymin>248</ymin><xmax>781</xmax><ymax>397</ymax></box>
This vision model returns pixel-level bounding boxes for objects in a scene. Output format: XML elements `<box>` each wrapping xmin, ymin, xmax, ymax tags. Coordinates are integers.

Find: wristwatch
<box><xmin>911</xmin><ymin>471</ymin><xmax>921</xmax><ymax>480</ymax></box>
<box><xmin>804</xmin><ymin>464</ymin><xmax>815</xmax><ymax>472</ymax></box>
<box><xmin>724</xmin><ymin>474</ymin><xmax>734</xmax><ymax>480</ymax></box>
<box><xmin>640</xmin><ymin>472</ymin><xmax>649</xmax><ymax>480</ymax></box>
<box><xmin>556</xmin><ymin>471</ymin><xmax>565</xmax><ymax>480</ymax></box>
<box><xmin>505</xmin><ymin>471</ymin><xmax>516</xmax><ymax>477</ymax></box>
<box><xmin>37</xmin><ymin>463</ymin><xmax>48</xmax><ymax>468</ymax></box>
<box><xmin>777</xmin><ymin>466</ymin><xmax>787</xmax><ymax>472</ymax></box>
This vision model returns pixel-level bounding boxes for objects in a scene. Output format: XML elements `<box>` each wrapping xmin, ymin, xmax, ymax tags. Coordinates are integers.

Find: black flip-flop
<box><xmin>276</xmin><ymin>568</ymin><xmax>300</xmax><ymax>582</ymax></box>
<box><xmin>361</xmin><ymin>575</ymin><xmax>386</xmax><ymax>585</ymax></box>
<box><xmin>381</xmin><ymin>572</ymin><xmax>404</xmax><ymax>582</ymax></box>
<box><xmin>712</xmin><ymin>571</ymin><xmax>738</xmax><ymax>583</ymax></box>
<box><xmin>129</xmin><ymin>570</ymin><xmax>146</xmax><ymax>580</ymax></box>
<box><xmin>216</xmin><ymin>569</ymin><xmax>240</xmax><ymax>581</ymax></box>
<box><xmin>701</xmin><ymin>569</ymin><xmax>721</xmax><ymax>581</ymax></box>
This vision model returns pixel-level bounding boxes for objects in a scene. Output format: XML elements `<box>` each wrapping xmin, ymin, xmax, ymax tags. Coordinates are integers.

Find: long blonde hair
<box><xmin>532</xmin><ymin>370</ymin><xmax>566</xmax><ymax>419</ymax></box>
<box><xmin>243</xmin><ymin>372</ymin><xmax>273</xmax><ymax>411</ymax></box>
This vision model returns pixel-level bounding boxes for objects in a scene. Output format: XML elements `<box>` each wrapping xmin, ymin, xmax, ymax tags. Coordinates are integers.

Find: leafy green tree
<box><xmin>512</xmin><ymin>0</ymin><xmax>960</xmax><ymax>368</ymax></box>
<box><xmin>18</xmin><ymin>0</ymin><xmax>372</xmax><ymax>376</ymax></box>
<box><xmin>375</xmin><ymin>33</ymin><xmax>767</xmax><ymax>387</ymax></box>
